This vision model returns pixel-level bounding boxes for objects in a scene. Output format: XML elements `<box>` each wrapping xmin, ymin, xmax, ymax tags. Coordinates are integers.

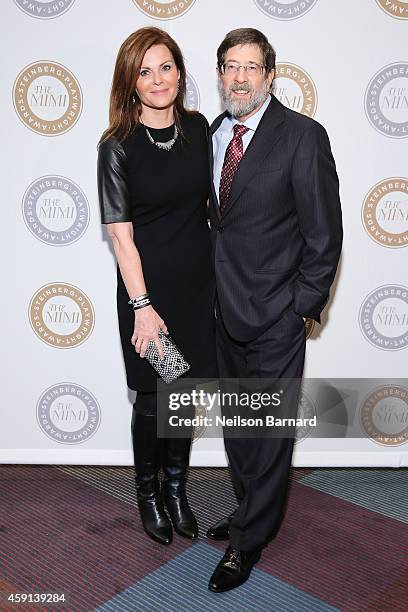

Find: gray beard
<box><xmin>218</xmin><ymin>79</ymin><xmax>270</xmax><ymax>118</ymax></box>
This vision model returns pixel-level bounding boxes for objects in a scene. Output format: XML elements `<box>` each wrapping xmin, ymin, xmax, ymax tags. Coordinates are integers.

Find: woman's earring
<box><xmin>176</xmin><ymin>80</ymin><xmax>180</xmax><ymax>93</ymax></box>
<box><xmin>132</xmin><ymin>91</ymin><xmax>137</xmax><ymax>104</ymax></box>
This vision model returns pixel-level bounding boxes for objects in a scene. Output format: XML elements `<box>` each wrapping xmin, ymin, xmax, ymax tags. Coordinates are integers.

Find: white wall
<box><xmin>3</xmin><ymin>0</ymin><xmax>408</xmax><ymax>466</ymax></box>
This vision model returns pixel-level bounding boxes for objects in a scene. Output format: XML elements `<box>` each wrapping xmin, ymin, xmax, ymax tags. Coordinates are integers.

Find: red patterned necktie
<box><xmin>219</xmin><ymin>123</ymin><xmax>250</xmax><ymax>213</ymax></box>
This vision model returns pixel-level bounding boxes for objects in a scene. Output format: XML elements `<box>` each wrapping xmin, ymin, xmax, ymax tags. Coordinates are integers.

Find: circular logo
<box><xmin>305</xmin><ymin>318</ymin><xmax>315</xmax><ymax>339</ymax></box>
<box><xmin>362</xmin><ymin>178</ymin><xmax>408</xmax><ymax>248</ymax></box>
<box><xmin>22</xmin><ymin>175</ymin><xmax>90</xmax><ymax>246</ymax></box>
<box><xmin>37</xmin><ymin>383</ymin><xmax>101</xmax><ymax>444</ymax></box>
<box><xmin>365</xmin><ymin>62</ymin><xmax>408</xmax><ymax>138</ymax></box>
<box><xmin>132</xmin><ymin>0</ymin><xmax>196</xmax><ymax>20</ymax></box>
<box><xmin>295</xmin><ymin>388</ymin><xmax>317</xmax><ymax>443</ymax></box>
<box><xmin>376</xmin><ymin>0</ymin><xmax>408</xmax><ymax>19</ymax></box>
<box><xmin>29</xmin><ymin>282</ymin><xmax>95</xmax><ymax>348</ymax></box>
<box><xmin>192</xmin><ymin>381</ymin><xmax>216</xmax><ymax>441</ymax></box>
<box><xmin>185</xmin><ymin>73</ymin><xmax>200</xmax><ymax>111</ymax></box>
<box><xmin>272</xmin><ymin>63</ymin><xmax>317</xmax><ymax>117</ymax></box>
<box><xmin>13</xmin><ymin>0</ymin><xmax>75</xmax><ymax>19</ymax></box>
<box><xmin>13</xmin><ymin>61</ymin><xmax>82</xmax><ymax>136</ymax></box>
<box><xmin>253</xmin><ymin>0</ymin><xmax>318</xmax><ymax>19</ymax></box>
<box><xmin>193</xmin><ymin>403</ymin><xmax>208</xmax><ymax>441</ymax></box>
<box><xmin>359</xmin><ymin>284</ymin><xmax>408</xmax><ymax>351</ymax></box>
<box><xmin>360</xmin><ymin>385</ymin><xmax>408</xmax><ymax>446</ymax></box>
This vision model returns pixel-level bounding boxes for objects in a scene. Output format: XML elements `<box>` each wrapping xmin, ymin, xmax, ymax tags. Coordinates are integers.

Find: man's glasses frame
<box><xmin>220</xmin><ymin>62</ymin><xmax>265</xmax><ymax>77</ymax></box>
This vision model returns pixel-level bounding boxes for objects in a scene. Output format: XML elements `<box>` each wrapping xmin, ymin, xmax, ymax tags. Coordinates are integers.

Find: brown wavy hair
<box><xmin>217</xmin><ymin>28</ymin><xmax>276</xmax><ymax>74</ymax></box>
<box><xmin>98</xmin><ymin>27</ymin><xmax>194</xmax><ymax>145</ymax></box>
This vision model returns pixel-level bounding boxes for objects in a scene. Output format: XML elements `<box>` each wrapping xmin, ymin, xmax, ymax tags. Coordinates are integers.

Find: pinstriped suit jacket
<box><xmin>208</xmin><ymin>94</ymin><xmax>343</xmax><ymax>342</ymax></box>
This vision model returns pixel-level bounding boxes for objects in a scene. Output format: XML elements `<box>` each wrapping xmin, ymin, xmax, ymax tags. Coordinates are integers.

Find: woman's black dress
<box><xmin>97</xmin><ymin>112</ymin><xmax>217</xmax><ymax>391</ymax></box>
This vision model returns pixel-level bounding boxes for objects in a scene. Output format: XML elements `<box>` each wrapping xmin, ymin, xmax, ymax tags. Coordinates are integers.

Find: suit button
<box><xmin>218</xmin><ymin>225</ymin><xmax>224</xmax><ymax>233</ymax></box>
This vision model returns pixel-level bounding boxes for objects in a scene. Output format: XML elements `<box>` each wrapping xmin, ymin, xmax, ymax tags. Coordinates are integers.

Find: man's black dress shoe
<box><xmin>206</xmin><ymin>512</ymin><xmax>235</xmax><ymax>540</ymax></box>
<box><xmin>208</xmin><ymin>544</ymin><xmax>262</xmax><ymax>593</ymax></box>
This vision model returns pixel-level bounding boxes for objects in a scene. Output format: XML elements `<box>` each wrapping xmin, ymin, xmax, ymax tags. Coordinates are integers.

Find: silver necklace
<box><xmin>145</xmin><ymin>124</ymin><xmax>178</xmax><ymax>151</ymax></box>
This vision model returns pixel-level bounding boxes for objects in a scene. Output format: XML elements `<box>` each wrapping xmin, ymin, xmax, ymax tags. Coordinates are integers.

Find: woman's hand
<box><xmin>131</xmin><ymin>305</ymin><xmax>168</xmax><ymax>358</ymax></box>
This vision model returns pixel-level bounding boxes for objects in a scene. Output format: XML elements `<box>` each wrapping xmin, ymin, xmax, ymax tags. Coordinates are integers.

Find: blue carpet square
<box><xmin>96</xmin><ymin>541</ymin><xmax>339</xmax><ymax>611</ymax></box>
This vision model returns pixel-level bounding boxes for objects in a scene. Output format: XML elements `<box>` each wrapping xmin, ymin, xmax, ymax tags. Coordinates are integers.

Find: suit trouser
<box><xmin>215</xmin><ymin>306</ymin><xmax>306</xmax><ymax>551</ymax></box>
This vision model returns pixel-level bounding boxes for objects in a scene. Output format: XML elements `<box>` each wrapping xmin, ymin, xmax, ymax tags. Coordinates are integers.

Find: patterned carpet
<box><xmin>0</xmin><ymin>464</ymin><xmax>406</xmax><ymax>611</ymax></box>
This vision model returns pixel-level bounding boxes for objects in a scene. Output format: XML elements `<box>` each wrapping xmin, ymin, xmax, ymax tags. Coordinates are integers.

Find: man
<box><xmin>207</xmin><ymin>29</ymin><xmax>343</xmax><ymax>593</ymax></box>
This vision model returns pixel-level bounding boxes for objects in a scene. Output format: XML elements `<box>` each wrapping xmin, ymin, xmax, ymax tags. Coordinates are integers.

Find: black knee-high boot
<box><xmin>131</xmin><ymin>409</ymin><xmax>172</xmax><ymax>545</ymax></box>
<box><xmin>162</xmin><ymin>434</ymin><xmax>199</xmax><ymax>539</ymax></box>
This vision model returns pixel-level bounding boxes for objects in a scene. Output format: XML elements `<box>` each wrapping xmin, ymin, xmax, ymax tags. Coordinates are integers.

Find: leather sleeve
<box><xmin>97</xmin><ymin>137</ymin><xmax>132</xmax><ymax>224</ymax></box>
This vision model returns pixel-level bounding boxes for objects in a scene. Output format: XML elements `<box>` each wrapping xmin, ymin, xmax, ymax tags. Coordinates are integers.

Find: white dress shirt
<box><xmin>212</xmin><ymin>95</ymin><xmax>272</xmax><ymax>202</ymax></box>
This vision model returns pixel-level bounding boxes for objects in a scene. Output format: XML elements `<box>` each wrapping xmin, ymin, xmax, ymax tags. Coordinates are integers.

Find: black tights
<box><xmin>133</xmin><ymin>390</ymin><xmax>157</xmax><ymax>416</ymax></box>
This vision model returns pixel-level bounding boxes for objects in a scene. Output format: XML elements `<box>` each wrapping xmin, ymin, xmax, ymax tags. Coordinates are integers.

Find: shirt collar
<box><xmin>230</xmin><ymin>94</ymin><xmax>271</xmax><ymax>132</ymax></box>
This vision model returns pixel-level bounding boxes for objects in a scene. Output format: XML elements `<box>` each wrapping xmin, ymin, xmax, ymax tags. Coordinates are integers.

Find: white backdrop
<box><xmin>2</xmin><ymin>0</ymin><xmax>408</xmax><ymax>467</ymax></box>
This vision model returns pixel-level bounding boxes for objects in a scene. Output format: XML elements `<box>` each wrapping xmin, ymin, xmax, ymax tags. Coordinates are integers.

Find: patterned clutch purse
<box><xmin>144</xmin><ymin>330</ymin><xmax>190</xmax><ymax>384</ymax></box>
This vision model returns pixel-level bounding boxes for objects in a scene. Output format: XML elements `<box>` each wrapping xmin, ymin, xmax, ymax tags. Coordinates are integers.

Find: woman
<box><xmin>97</xmin><ymin>27</ymin><xmax>217</xmax><ymax>545</ymax></box>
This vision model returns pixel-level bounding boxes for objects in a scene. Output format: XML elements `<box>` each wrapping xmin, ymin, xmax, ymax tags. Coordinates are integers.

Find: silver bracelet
<box><xmin>128</xmin><ymin>293</ymin><xmax>151</xmax><ymax>310</ymax></box>
<box><xmin>132</xmin><ymin>299</ymin><xmax>151</xmax><ymax>310</ymax></box>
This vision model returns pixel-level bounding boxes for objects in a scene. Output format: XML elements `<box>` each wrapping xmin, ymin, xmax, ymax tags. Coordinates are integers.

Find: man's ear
<box><xmin>268</xmin><ymin>68</ymin><xmax>275</xmax><ymax>90</ymax></box>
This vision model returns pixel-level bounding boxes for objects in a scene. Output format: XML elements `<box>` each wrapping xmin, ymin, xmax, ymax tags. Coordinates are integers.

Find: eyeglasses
<box><xmin>220</xmin><ymin>62</ymin><xmax>265</xmax><ymax>77</ymax></box>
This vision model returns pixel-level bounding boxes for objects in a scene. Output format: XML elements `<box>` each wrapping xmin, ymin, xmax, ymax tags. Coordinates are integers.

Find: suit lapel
<box><xmin>208</xmin><ymin>111</ymin><xmax>227</xmax><ymax>220</ymax></box>
<box><xmin>222</xmin><ymin>95</ymin><xmax>285</xmax><ymax>219</ymax></box>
